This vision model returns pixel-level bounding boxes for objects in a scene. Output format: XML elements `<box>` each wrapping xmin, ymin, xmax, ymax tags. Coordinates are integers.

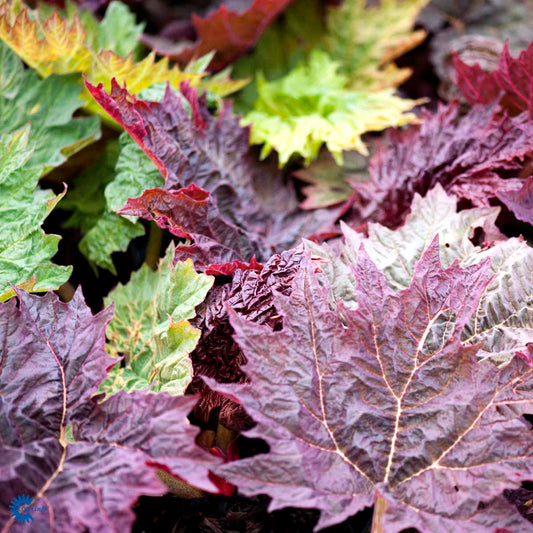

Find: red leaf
<box><xmin>207</xmin><ymin>242</ymin><xmax>533</xmax><ymax>531</ymax></box>
<box><xmin>86</xmin><ymin>78</ymin><xmax>340</xmax><ymax>268</ymax></box>
<box><xmin>142</xmin><ymin>0</ymin><xmax>295</xmax><ymax>71</ymax></box>
<box><xmin>454</xmin><ymin>40</ymin><xmax>533</xmax><ymax>116</ymax></box>
<box><xmin>452</xmin><ymin>53</ymin><xmax>500</xmax><ymax>105</ymax></box>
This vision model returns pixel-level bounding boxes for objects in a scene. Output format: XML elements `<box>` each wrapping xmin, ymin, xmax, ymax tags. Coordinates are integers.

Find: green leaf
<box><xmin>243</xmin><ymin>50</ymin><xmax>421</xmax><ymax>165</ymax></box>
<box><xmin>60</xmin><ymin>140</ymin><xmax>145</xmax><ymax>273</ymax></box>
<box><xmin>232</xmin><ymin>0</ymin><xmax>324</xmax><ymax>112</ymax></box>
<box><xmin>0</xmin><ymin>128</ymin><xmax>71</xmax><ymax>300</ymax></box>
<box><xmin>294</xmin><ymin>149</ymin><xmax>368</xmax><ymax>209</ymax></box>
<box><xmin>94</xmin><ymin>1</ymin><xmax>145</xmax><ymax>58</ymax></box>
<box><xmin>106</xmin><ymin>133</ymin><xmax>164</xmax><ymax>214</ymax></box>
<box><xmin>102</xmin><ymin>244</ymin><xmax>214</xmax><ymax>396</ymax></box>
<box><xmin>79</xmin><ymin>213</ymin><xmax>145</xmax><ymax>275</ymax></box>
<box><xmin>0</xmin><ymin>42</ymin><xmax>101</xmax><ymax>173</ymax></box>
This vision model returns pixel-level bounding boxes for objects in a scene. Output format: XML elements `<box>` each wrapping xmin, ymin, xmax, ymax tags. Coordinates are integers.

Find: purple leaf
<box><xmin>85</xmin><ymin>79</ymin><xmax>340</xmax><ymax>268</ymax></box>
<box><xmin>497</xmin><ymin>176</ymin><xmax>533</xmax><ymax>226</ymax></box>
<box><xmin>207</xmin><ymin>243</ymin><xmax>533</xmax><ymax>531</ymax></box>
<box><xmin>0</xmin><ymin>290</ymin><xmax>220</xmax><ymax>532</ymax></box>
<box><xmin>188</xmin><ymin>249</ymin><xmax>303</xmax><ymax>430</ymax></box>
<box><xmin>347</xmin><ymin>102</ymin><xmax>533</xmax><ymax>229</ymax></box>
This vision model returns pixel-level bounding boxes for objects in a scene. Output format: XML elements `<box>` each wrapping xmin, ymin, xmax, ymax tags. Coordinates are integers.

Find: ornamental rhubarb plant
<box><xmin>1</xmin><ymin>1</ymin><xmax>533</xmax><ymax>531</ymax></box>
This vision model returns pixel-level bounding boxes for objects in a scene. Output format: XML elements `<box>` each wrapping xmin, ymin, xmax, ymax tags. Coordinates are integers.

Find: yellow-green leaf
<box><xmin>243</xmin><ymin>50</ymin><xmax>421</xmax><ymax>166</ymax></box>
<box><xmin>101</xmin><ymin>244</ymin><xmax>214</xmax><ymax>396</ymax></box>
<box><xmin>326</xmin><ymin>0</ymin><xmax>430</xmax><ymax>90</ymax></box>
<box><xmin>0</xmin><ymin>1</ymin><xmax>247</xmax><ymax>122</ymax></box>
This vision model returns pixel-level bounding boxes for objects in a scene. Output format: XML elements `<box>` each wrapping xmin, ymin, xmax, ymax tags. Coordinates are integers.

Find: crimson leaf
<box><xmin>0</xmin><ymin>290</ymin><xmax>220</xmax><ymax>532</ymax></box>
<box><xmin>454</xmin><ymin>40</ymin><xmax>533</xmax><ymax>116</ymax></box>
<box><xmin>85</xmin><ymin>79</ymin><xmax>339</xmax><ymax>268</ymax></box>
<box><xmin>208</xmin><ymin>243</ymin><xmax>533</xmax><ymax>531</ymax></box>
<box><xmin>141</xmin><ymin>0</ymin><xmax>295</xmax><ymax>71</ymax></box>
<box><xmin>347</xmin><ymin>102</ymin><xmax>533</xmax><ymax>229</ymax></box>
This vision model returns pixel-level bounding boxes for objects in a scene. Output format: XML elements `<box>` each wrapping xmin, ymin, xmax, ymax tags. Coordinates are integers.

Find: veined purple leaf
<box><xmin>347</xmin><ymin>102</ymin><xmax>533</xmax><ymax>229</ymax></box>
<box><xmin>85</xmin><ymin>78</ymin><xmax>340</xmax><ymax>267</ymax></box>
<box><xmin>310</xmin><ymin>185</ymin><xmax>533</xmax><ymax>366</ymax></box>
<box><xmin>208</xmin><ymin>244</ymin><xmax>533</xmax><ymax>531</ymax></box>
<box><xmin>0</xmin><ymin>290</ymin><xmax>220</xmax><ymax>532</ymax></box>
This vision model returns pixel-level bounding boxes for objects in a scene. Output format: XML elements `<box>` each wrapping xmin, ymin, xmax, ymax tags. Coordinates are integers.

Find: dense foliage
<box><xmin>0</xmin><ymin>0</ymin><xmax>532</xmax><ymax>532</ymax></box>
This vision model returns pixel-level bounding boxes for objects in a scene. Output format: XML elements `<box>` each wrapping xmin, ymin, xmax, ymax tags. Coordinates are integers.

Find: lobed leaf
<box><xmin>102</xmin><ymin>243</ymin><xmax>214</xmax><ymax>396</ymax></box>
<box><xmin>347</xmin><ymin>102</ymin><xmax>533</xmax><ymax>229</ymax></box>
<box><xmin>454</xmin><ymin>40</ymin><xmax>533</xmax><ymax>116</ymax></box>
<box><xmin>242</xmin><ymin>49</ymin><xmax>422</xmax><ymax>166</ymax></box>
<box><xmin>86</xmin><ymin>79</ymin><xmax>340</xmax><ymax>268</ymax></box>
<box><xmin>0</xmin><ymin>129</ymin><xmax>71</xmax><ymax>300</ymax></box>
<box><xmin>326</xmin><ymin>0</ymin><xmax>429</xmax><ymax>90</ymax></box>
<box><xmin>0</xmin><ymin>289</ymin><xmax>220</xmax><ymax>531</ymax></box>
<box><xmin>60</xmin><ymin>140</ymin><xmax>145</xmax><ymax>274</ymax></box>
<box><xmin>209</xmin><ymin>243</ymin><xmax>533</xmax><ymax>531</ymax></box>
<box><xmin>0</xmin><ymin>42</ymin><xmax>100</xmax><ymax>172</ymax></box>
<box><xmin>0</xmin><ymin>1</ymin><xmax>246</xmax><ymax>122</ymax></box>
<box><xmin>142</xmin><ymin>0</ymin><xmax>295</xmax><ymax>71</ymax></box>
<box><xmin>310</xmin><ymin>185</ymin><xmax>533</xmax><ymax>366</ymax></box>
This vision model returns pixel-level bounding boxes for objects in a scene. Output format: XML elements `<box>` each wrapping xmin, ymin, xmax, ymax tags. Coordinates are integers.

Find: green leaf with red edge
<box><xmin>207</xmin><ymin>242</ymin><xmax>533</xmax><ymax>532</ymax></box>
<box><xmin>0</xmin><ymin>289</ymin><xmax>221</xmax><ymax>531</ymax></box>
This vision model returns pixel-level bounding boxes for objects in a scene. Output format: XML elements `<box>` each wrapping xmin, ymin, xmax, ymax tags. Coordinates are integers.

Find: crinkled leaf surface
<box><xmin>326</xmin><ymin>0</ymin><xmax>429</xmax><ymax>90</ymax></box>
<box><xmin>0</xmin><ymin>42</ymin><xmax>100</xmax><ymax>172</ymax></box>
<box><xmin>454</xmin><ymin>40</ymin><xmax>533</xmax><ymax>116</ymax></box>
<box><xmin>0</xmin><ymin>289</ymin><xmax>220</xmax><ymax>531</ymax></box>
<box><xmin>347</xmin><ymin>102</ymin><xmax>533</xmax><ymax>229</ymax></box>
<box><xmin>86</xmin><ymin>79</ymin><xmax>340</xmax><ymax>267</ymax></box>
<box><xmin>0</xmin><ymin>1</ymin><xmax>244</xmax><ymax>121</ymax></box>
<box><xmin>102</xmin><ymin>243</ymin><xmax>214</xmax><ymax>395</ymax></box>
<box><xmin>79</xmin><ymin>212</ymin><xmax>144</xmax><ymax>275</ymax></box>
<box><xmin>209</xmin><ymin>244</ymin><xmax>533</xmax><ymax>532</ymax></box>
<box><xmin>311</xmin><ymin>185</ymin><xmax>533</xmax><ymax>366</ymax></box>
<box><xmin>143</xmin><ymin>0</ymin><xmax>295</xmax><ymax>71</ymax></box>
<box><xmin>189</xmin><ymin>248</ymin><xmax>303</xmax><ymax>431</ymax></box>
<box><xmin>242</xmin><ymin>49</ymin><xmax>421</xmax><ymax>165</ymax></box>
<box><xmin>60</xmin><ymin>140</ymin><xmax>145</xmax><ymax>274</ymax></box>
<box><xmin>0</xmin><ymin>129</ymin><xmax>71</xmax><ymax>301</ymax></box>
